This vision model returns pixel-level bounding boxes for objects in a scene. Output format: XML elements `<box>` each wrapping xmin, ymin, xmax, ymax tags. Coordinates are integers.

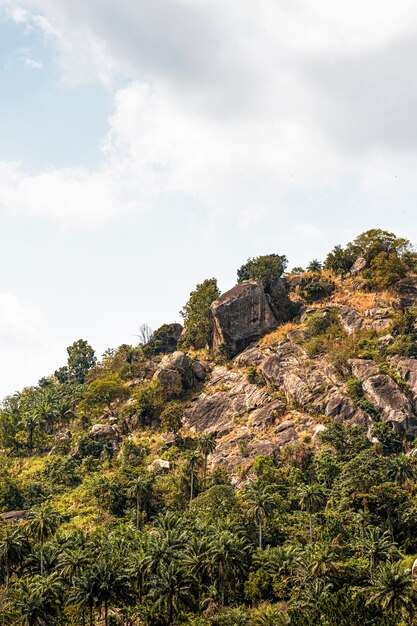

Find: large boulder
<box><xmin>362</xmin><ymin>374</ymin><xmax>416</xmax><ymax>432</ymax></box>
<box><xmin>153</xmin><ymin>351</ymin><xmax>206</xmax><ymax>398</ymax></box>
<box><xmin>210</xmin><ymin>281</ymin><xmax>279</xmax><ymax>357</ymax></box>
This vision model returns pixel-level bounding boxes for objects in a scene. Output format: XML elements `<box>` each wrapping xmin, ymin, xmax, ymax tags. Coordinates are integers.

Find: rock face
<box><xmin>183</xmin><ymin>365</ymin><xmax>268</xmax><ymax>435</ymax></box>
<box><xmin>210</xmin><ymin>281</ymin><xmax>279</xmax><ymax>357</ymax></box>
<box><xmin>258</xmin><ymin>343</ymin><xmax>370</xmax><ymax>429</ymax></box>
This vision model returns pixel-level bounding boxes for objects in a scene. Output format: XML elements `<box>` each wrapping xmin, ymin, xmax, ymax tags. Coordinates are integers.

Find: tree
<box><xmin>324</xmin><ymin>244</ymin><xmax>356</xmax><ymax>276</ymax></box>
<box><xmin>206</xmin><ymin>524</ymin><xmax>249</xmax><ymax>607</ymax></box>
<box><xmin>62</xmin><ymin>339</ymin><xmax>96</xmax><ymax>384</ymax></box>
<box><xmin>358</xmin><ymin>528</ymin><xmax>397</xmax><ymax>571</ymax></box>
<box><xmin>187</xmin><ymin>449</ymin><xmax>202</xmax><ymax>506</ymax></box>
<box><xmin>78</xmin><ymin>375</ymin><xmax>130</xmax><ymax>417</ymax></box>
<box><xmin>366</xmin><ymin>251</ymin><xmax>407</xmax><ymax>289</ymax></box>
<box><xmin>0</xmin><ymin>526</ymin><xmax>29</xmax><ymax>587</ymax></box>
<box><xmin>151</xmin><ymin>561</ymin><xmax>195</xmax><ymax>626</ymax></box>
<box><xmin>306</xmin><ymin>260</ymin><xmax>323</xmax><ymax>273</ymax></box>
<box><xmin>127</xmin><ymin>473</ymin><xmax>151</xmax><ymax>530</ymax></box>
<box><xmin>243</xmin><ymin>482</ymin><xmax>275</xmax><ymax>550</ymax></box>
<box><xmin>69</xmin><ymin>569</ymin><xmax>96</xmax><ymax>626</ymax></box>
<box><xmin>14</xmin><ymin>572</ymin><xmax>64</xmax><ymax>626</ymax></box>
<box><xmin>137</xmin><ymin>323</ymin><xmax>153</xmax><ymax>346</ymax></box>
<box><xmin>297</xmin><ymin>483</ymin><xmax>326</xmax><ymax>542</ymax></box>
<box><xmin>368</xmin><ymin>562</ymin><xmax>416</xmax><ymax>623</ymax></box>
<box><xmin>237</xmin><ymin>254</ymin><xmax>287</xmax><ymax>290</ymax></box>
<box><xmin>27</xmin><ymin>502</ymin><xmax>60</xmax><ymax>576</ymax></box>
<box><xmin>181</xmin><ymin>278</ymin><xmax>220</xmax><ymax>349</ymax></box>
<box><xmin>197</xmin><ymin>433</ymin><xmax>217</xmax><ymax>488</ymax></box>
<box><xmin>160</xmin><ymin>401</ymin><xmax>185</xmax><ymax>434</ymax></box>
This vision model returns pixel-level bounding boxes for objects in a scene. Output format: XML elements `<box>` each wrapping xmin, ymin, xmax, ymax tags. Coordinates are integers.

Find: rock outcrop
<box><xmin>183</xmin><ymin>365</ymin><xmax>268</xmax><ymax>435</ymax></box>
<box><xmin>210</xmin><ymin>281</ymin><xmax>279</xmax><ymax>357</ymax></box>
<box><xmin>153</xmin><ymin>351</ymin><xmax>206</xmax><ymax>398</ymax></box>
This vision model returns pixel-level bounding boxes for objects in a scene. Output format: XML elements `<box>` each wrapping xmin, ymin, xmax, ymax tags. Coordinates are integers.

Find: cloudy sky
<box><xmin>1</xmin><ymin>0</ymin><xmax>417</xmax><ymax>398</ymax></box>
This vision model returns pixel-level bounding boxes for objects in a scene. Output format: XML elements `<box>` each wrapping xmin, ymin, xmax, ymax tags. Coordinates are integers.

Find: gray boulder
<box><xmin>350</xmin><ymin>257</ymin><xmax>368</xmax><ymax>275</ymax></box>
<box><xmin>338</xmin><ymin>306</ymin><xmax>364</xmax><ymax>334</ymax></box>
<box><xmin>362</xmin><ymin>374</ymin><xmax>416</xmax><ymax>432</ymax></box>
<box><xmin>153</xmin><ymin>351</ymin><xmax>206</xmax><ymax>398</ymax></box>
<box><xmin>210</xmin><ymin>281</ymin><xmax>279</xmax><ymax>357</ymax></box>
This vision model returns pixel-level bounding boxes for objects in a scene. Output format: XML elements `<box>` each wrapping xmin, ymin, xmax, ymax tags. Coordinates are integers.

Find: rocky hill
<box><xmin>3</xmin><ymin>229</ymin><xmax>417</xmax><ymax>626</ymax></box>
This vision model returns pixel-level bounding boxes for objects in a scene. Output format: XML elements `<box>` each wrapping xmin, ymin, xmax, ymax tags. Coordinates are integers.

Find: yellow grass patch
<box><xmin>260</xmin><ymin>322</ymin><xmax>299</xmax><ymax>347</ymax></box>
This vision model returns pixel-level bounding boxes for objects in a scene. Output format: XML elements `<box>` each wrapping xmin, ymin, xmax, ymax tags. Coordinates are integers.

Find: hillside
<box><xmin>2</xmin><ymin>229</ymin><xmax>417</xmax><ymax>625</ymax></box>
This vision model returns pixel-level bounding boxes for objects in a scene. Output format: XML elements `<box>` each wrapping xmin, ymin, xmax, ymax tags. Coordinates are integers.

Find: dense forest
<box><xmin>3</xmin><ymin>229</ymin><xmax>417</xmax><ymax>625</ymax></box>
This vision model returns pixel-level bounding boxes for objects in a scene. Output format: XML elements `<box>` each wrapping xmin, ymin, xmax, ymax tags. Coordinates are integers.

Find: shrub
<box><xmin>365</xmin><ymin>251</ymin><xmax>407</xmax><ymax>289</ymax></box>
<box><xmin>299</xmin><ymin>276</ymin><xmax>334</xmax><ymax>303</ymax></box>
<box><xmin>237</xmin><ymin>254</ymin><xmax>287</xmax><ymax>289</ymax></box>
<box><xmin>159</xmin><ymin>401</ymin><xmax>185</xmax><ymax>433</ymax></box>
<box><xmin>246</xmin><ymin>365</ymin><xmax>264</xmax><ymax>386</ymax></box>
<box><xmin>78</xmin><ymin>375</ymin><xmax>130</xmax><ymax>417</ymax></box>
<box><xmin>143</xmin><ymin>324</ymin><xmax>181</xmax><ymax>357</ymax></box>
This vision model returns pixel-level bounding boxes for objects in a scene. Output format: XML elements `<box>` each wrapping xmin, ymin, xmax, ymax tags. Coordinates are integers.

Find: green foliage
<box><xmin>143</xmin><ymin>324</ymin><xmax>181</xmax><ymax>357</ymax></box>
<box><xmin>122</xmin><ymin>379</ymin><xmax>165</xmax><ymax>426</ymax></box>
<box><xmin>159</xmin><ymin>401</ymin><xmax>185</xmax><ymax>434</ymax></box>
<box><xmin>306</xmin><ymin>259</ymin><xmax>323</xmax><ymax>272</ymax></box>
<box><xmin>181</xmin><ymin>278</ymin><xmax>221</xmax><ymax>349</ymax></box>
<box><xmin>324</xmin><ymin>244</ymin><xmax>357</xmax><ymax>276</ymax></box>
<box><xmin>366</xmin><ymin>252</ymin><xmax>407</xmax><ymax>289</ymax></box>
<box><xmin>299</xmin><ymin>276</ymin><xmax>334</xmax><ymax>303</ymax></box>
<box><xmin>55</xmin><ymin>339</ymin><xmax>96</xmax><ymax>384</ymax></box>
<box><xmin>246</xmin><ymin>365</ymin><xmax>264</xmax><ymax>386</ymax></box>
<box><xmin>237</xmin><ymin>254</ymin><xmax>288</xmax><ymax>290</ymax></box>
<box><xmin>347</xmin><ymin>378</ymin><xmax>380</xmax><ymax>420</ymax></box>
<box><xmin>78</xmin><ymin>375</ymin><xmax>130</xmax><ymax>417</ymax></box>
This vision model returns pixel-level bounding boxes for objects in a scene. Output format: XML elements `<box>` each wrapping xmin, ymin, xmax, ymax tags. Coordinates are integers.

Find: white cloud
<box><xmin>25</xmin><ymin>57</ymin><xmax>42</xmax><ymax>69</ymax></box>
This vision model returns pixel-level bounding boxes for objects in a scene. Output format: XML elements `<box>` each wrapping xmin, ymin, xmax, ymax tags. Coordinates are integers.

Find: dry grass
<box><xmin>260</xmin><ymin>322</ymin><xmax>299</xmax><ymax>347</ymax></box>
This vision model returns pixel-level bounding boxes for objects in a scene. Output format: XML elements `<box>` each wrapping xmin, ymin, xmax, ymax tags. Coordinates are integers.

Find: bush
<box><xmin>355</xmin><ymin>337</ymin><xmax>381</xmax><ymax>360</ymax></box>
<box><xmin>365</xmin><ymin>251</ymin><xmax>407</xmax><ymax>289</ymax></box>
<box><xmin>143</xmin><ymin>324</ymin><xmax>181</xmax><ymax>357</ymax></box>
<box><xmin>78</xmin><ymin>375</ymin><xmax>130</xmax><ymax>417</ymax></box>
<box><xmin>299</xmin><ymin>276</ymin><xmax>334</xmax><ymax>303</ymax></box>
<box><xmin>246</xmin><ymin>365</ymin><xmax>264</xmax><ymax>386</ymax></box>
<box><xmin>237</xmin><ymin>254</ymin><xmax>287</xmax><ymax>289</ymax></box>
<box><xmin>159</xmin><ymin>401</ymin><xmax>185</xmax><ymax>433</ymax></box>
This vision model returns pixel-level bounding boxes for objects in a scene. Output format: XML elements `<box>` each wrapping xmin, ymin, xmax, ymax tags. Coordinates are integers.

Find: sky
<box><xmin>1</xmin><ymin>1</ymin><xmax>417</xmax><ymax>399</ymax></box>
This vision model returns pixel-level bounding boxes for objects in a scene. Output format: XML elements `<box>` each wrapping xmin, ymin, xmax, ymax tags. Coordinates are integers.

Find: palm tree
<box><xmin>57</xmin><ymin>546</ymin><xmax>89</xmax><ymax>585</ymax></box>
<box><xmin>244</xmin><ymin>481</ymin><xmax>275</xmax><ymax>549</ymax></box>
<box><xmin>187</xmin><ymin>449</ymin><xmax>202</xmax><ymax>505</ymax></box>
<box><xmin>368</xmin><ymin>562</ymin><xmax>416</xmax><ymax>624</ymax></box>
<box><xmin>0</xmin><ymin>526</ymin><xmax>29</xmax><ymax>587</ymax></box>
<box><xmin>358</xmin><ymin>527</ymin><xmax>397</xmax><ymax>570</ymax></box>
<box><xmin>197</xmin><ymin>433</ymin><xmax>217</xmax><ymax>488</ymax></box>
<box><xmin>206</xmin><ymin>523</ymin><xmax>249</xmax><ymax>606</ymax></box>
<box><xmin>389</xmin><ymin>454</ymin><xmax>415</xmax><ymax>487</ymax></box>
<box><xmin>14</xmin><ymin>572</ymin><xmax>64</xmax><ymax>626</ymax></box>
<box><xmin>150</xmin><ymin>561</ymin><xmax>195</xmax><ymax>626</ymax></box>
<box><xmin>290</xmin><ymin>578</ymin><xmax>332</xmax><ymax>611</ymax></box>
<box><xmin>27</xmin><ymin>502</ymin><xmax>60</xmax><ymax>575</ymax></box>
<box><xmin>69</xmin><ymin>569</ymin><xmax>97</xmax><ymax>626</ymax></box>
<box><xmin>297</xmin><ymin>483</ymin><xmax>326</xmax><ymax>542</ymax></box>
<box><xmin>127</xmin><ymin>473</ymin><xmax>151</xmax><ymax>530</ymax></box>
<box><xmin>92</xmin><ymin>553</ymin><xmax>129</xmax><ymax>626</ymax></box>
<box><xmin>20</xmin><ymin>412</ymin><xmax>41</xmax><ymax>453</ymax></box>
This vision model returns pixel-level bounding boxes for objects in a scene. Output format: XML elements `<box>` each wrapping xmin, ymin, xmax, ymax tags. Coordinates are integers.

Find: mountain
<box><xmin>2</xmin><ymin>229</ymin><xmax>417</xmax><ymax>625</ymax></box>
